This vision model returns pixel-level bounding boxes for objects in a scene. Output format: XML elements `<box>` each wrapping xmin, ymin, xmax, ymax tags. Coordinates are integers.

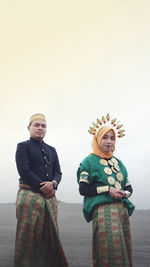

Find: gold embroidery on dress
<box><xmin>100</xmin><ymin>159</ymin><xmax>108</xmax><ymax>166</ymax></box>
<box><xmin>108</xmin><ymin>176</ymin><xmax>115</xmax><ymax>185</ymax></box>
<box><xmin>108</xmin><ymin>160</ymin><xmax>114</xmax><ymax>166</ymax></box>
<box><xmin>104</xmin><ymin>167</ymin><xmax>112</xmax><ymax>175</ymax></box>
<box><xmin>80</xmin><ymin>171</ymin><xmax>89</xmax><ymax>176</ymax></box>
<box><xmin>111</xmin><ymin>157</ymin><xmax>119</xmax><ymax>165</ymax></box>
<box><xmin>116</xmin><ymin>172</ymin><xmax>124</xmax><ymax>182</ymax></box>
<box><xmin>115</xmin><ymin>181</ymin><xmax>122</xmax><ymax>190</ymax></box>
<box><xmin>111</xmin><ymin>166</ymin><xmax>117</xmax><ymax>173</ymax></box>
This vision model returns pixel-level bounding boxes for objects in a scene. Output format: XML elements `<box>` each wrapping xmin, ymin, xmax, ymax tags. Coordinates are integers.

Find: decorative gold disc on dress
<box><xmin>111</xmin><ymin>166</ymin><xmax>117</xmax><ymax>173</ymax></box>
<box><xmin>111</xmin><ymin>158</ymin><xmax>118</xmax><ymax>165</ymax></box>
<box><xmin>115</xmin><ymin>181</ymin><xmax>122</xmax><ymax>190</ymax></box>
<box><xmin>108</xmin><ymin>176</ymin><xmax>115</xmax><ymax>185</ymax></box>
<box><xmin>114</xmin><ymin>164</ymin><xmax>120</xmax><ymax>172</ymax></box>
<box><xmin>116</xmin><ymin>172</ymin><xmax>124</xmax><ymax>182</ymax></box>
<box><xmin>104</xmin><ymin>167</ymin><xmax>112</xmax><ymax>175</ymax></box>
<box><xmin>100</xmin><ymin>159</ymin><xmax>108</xmax><ymax>166</ymax></box>
<box><xmin>108</xmin><ymin>160</ymin><xmax>114</xmax><ymax>166</ymax></box>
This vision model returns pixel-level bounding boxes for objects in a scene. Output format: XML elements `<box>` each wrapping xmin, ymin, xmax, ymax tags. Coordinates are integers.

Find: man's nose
<box><xmin>38</xmin><ymin>124</ymin><xmax>43</xmax><ymax>129</ymax></box>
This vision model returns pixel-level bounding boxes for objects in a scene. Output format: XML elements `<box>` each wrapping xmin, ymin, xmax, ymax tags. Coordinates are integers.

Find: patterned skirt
<box><xmin>92</xmin><ymin>202</ymin><xmax>132</xmax><ymax>267</ymax></box>
<box><xmin>14</xmin><ymin>189</ymin><xmax>69</xmax><ymax>267</ymax></box>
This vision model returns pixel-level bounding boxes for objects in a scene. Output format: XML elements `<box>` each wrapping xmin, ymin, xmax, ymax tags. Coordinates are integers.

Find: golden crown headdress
<box><xmin>88</xmin><ymin>113</ymin><xmax>125</xmax><ymax>138</ymax></box>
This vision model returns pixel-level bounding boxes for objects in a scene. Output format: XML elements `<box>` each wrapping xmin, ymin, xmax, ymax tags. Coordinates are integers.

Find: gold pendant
<box><xmin>100</xmin><ymin>159</ymin><xmax>108</xmax><ymax>166</ymax></box>
<box><xmin>104</xmin><ymin>167</ymin><xmax>112</xmax><ymax>175</ymax></box>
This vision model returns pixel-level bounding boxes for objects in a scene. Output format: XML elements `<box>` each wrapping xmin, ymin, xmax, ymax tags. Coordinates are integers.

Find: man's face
<box><xmin>28</xmin><ymin>119</ymin><xmax>47</xmax><ymax>141</ymax></box>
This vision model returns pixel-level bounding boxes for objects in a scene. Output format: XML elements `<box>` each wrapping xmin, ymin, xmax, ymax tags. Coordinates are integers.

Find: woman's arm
<box><xmin>79</xmin><ymin>182</ymin><xmax>109</xmax><ymax>197</ymax></box>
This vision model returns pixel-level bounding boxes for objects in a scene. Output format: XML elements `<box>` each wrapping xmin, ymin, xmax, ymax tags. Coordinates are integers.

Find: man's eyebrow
<box><xmin>34</xmin><ymin>123</ymin><xmax>46</xmax><ymax>124</ymax></box>
<box><xmin>33</xmin><ymin>123</ymin><xmax>47</xmax><ymax>126</ymax></box>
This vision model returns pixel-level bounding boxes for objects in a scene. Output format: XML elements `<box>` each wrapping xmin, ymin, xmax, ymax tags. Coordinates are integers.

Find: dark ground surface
<box><xmin>0</xmin><ymin>202</ymin><xmax>150</xmax><ymax>267</ymax></box>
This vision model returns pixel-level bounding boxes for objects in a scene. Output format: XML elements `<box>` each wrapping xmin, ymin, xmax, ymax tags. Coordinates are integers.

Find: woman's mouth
<box><xmin>105</xmin><ymin>145</ymin><xmax>111</xmax><ymax>149</ymax></box>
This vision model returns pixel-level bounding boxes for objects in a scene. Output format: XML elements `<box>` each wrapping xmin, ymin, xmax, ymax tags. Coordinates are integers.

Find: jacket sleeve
<box><xmin>15</xmin><ymin>142</ymin><xmax>43</xmax><ymax>188</ymax></box>
<box><xmin>52</xmin><ymin>149</ymin><xmax>62</xmax><ymax>185</ymax></box>
<box><xmin>77</xmin><ymin>164</ymin><xmax>109</xmax><ymax>197</ymax></box>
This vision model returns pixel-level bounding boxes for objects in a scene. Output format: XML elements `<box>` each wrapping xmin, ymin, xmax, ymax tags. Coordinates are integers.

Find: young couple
<box><xmin>14</xmin><ymin>113</ymin><xmax>134</xmax><ymax>267</ymax></box>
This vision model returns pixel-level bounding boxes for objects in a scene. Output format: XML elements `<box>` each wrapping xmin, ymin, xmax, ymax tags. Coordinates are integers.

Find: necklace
<box><xmin>44</xmin><ymin>154</ymin><xmax>51</xmax><ymax>165</ymax></box>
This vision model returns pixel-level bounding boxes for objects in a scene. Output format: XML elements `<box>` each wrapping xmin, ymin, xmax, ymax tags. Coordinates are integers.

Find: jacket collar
<box><xmin>30</xmin><ymin>137</ymin><xmax>44</xmax><ymax>144</ymax></box>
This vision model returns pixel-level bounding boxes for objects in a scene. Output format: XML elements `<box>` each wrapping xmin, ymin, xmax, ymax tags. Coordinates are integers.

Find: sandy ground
<box><xmin>0</xmin><ymin>202</ymin><xmax>150</xmax><ymax>267</ymax></box>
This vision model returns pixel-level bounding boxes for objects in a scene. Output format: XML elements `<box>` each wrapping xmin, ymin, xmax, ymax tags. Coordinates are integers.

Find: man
<box><xmin>14</xmin><ymin>113</ymin><xmax>68</xmax><ymax>267</ymax></box>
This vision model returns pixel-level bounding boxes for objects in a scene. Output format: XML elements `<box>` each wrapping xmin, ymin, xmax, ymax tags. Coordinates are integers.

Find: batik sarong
<box><xmin>92</xmin><ymin>202</ymin><xmax>132</xmax><ymax>267</ymax></box>
<box><xmin>14</xmin><ymin>189</ymin><xmax>69</xmax><ymax>267</ymax></box>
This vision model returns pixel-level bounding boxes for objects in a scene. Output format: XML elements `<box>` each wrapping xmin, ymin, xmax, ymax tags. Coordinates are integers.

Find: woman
<box><xmin>77</xmin><ymin>114</ymin><xmax>135</xmax><ymax>267</ymax></box>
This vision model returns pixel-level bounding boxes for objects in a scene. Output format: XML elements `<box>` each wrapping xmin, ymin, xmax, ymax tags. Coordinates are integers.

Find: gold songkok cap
<box><xmin>88</xmin><ymin>113</ymin><xmax>125</xmax><ymax>138</ymax></box>
<box><xmin>29</xmin><ymin>113</ymin><xmax>46</xmax><ymax>124</ymax></box>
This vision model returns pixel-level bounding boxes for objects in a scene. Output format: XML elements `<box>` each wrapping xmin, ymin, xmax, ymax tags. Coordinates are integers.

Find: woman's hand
<box><xmin>109</xmin><ymin>187</ymin><xmax>125</xmax><ymax>199</ymax></box>
<box><xmin>40</xmin><ymin>181</ymin><xmax>55</xmax><ymax>199</ymax></box>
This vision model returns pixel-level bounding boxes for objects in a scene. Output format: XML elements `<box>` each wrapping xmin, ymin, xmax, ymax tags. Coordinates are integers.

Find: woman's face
<box><xmin>100</xmin><ymin>130</ymin><xmax>115</xmax><ymax>152</ymax></box>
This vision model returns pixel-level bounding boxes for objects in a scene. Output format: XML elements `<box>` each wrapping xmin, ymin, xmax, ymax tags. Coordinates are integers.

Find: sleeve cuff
<box><xmin>124</xmin><ymin>190</ymin><xmax>131</xmax><ymax>198</ymax></box>
<box><xmin>97</xmin><ymin>185</ymin><xmax>109</xmax><ymax>194</ymax></box>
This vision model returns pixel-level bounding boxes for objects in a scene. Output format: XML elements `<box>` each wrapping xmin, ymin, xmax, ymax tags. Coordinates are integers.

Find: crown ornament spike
<box><xmin>88</xmin><ymin>129</ymin><xmax>94</xmax><ymax>135</ymax></box>
<box><xmin>111</xmin><ymin>118</ymin><xmax>117</xmax><ymax>125</ymax></box>
<box><xmin>106</xmin><ymin>113</ymin><xmax>110</xmax><ymax>121</ymax></box>
<box><xmin>102</xmin><ymin>116</ymin><xmax>106</xmax><ymax>123</ymax></box>
<box><xmin>113</xmin><ymin>118</ymin><xmax>117</xmax><ymax>127</ymax></box>
<box><xmin>97</xmin><ymin>118</ymin><xmax>102</xmax><ymax>125</ymax></box>
<box><xmin>116</xmin><ymin>124</ymin><xmax>123</xmax><ymax>129</ymax></box>
<box><xmin>118</xmin><ymin>133</ymin><xmax>125</xmax><ymax>138</ymax></box>
<box><xmin>118</xmin><ymin>129</ymin><xmax>125</xmax><ymax>134</ymax></box>
<box><xmin>92</xmin><ymin>122</ymin><xmax>98</xmax><ymax>128</ymax></box>
<box><xmin>88</xmin><ymin>113</ymin><xmax>125</xmax><ymax>138</ymax></box>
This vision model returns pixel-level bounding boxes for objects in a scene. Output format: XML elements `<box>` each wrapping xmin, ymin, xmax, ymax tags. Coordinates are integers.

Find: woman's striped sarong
<box><xmin>14</xmin><ymin>189</ymin><xmax>69</xmax><ymax>267</ymax></box>
<box><xmin>92</xmin><ymin>202</ymin><xmax>132</xmax><ymax>267</ymax></box>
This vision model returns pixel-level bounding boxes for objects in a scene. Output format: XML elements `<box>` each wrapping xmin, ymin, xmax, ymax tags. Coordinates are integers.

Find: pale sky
<box><xmin>0</xmin><ymin>0</ymin><xmax>150</xmax><ymax>209</ymax></box>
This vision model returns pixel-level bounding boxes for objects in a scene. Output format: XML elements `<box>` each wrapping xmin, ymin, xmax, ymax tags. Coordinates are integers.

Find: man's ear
<box><xmin>27</xmin><ymin>125</ymin><xmax>30</xmax><ymax>131</ymax></box>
